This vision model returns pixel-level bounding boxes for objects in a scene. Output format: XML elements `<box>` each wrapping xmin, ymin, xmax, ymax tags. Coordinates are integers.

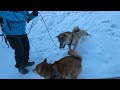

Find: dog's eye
<box><xmin>38</xmin><ymin>69</ymin><xmax>41</xmax><ymax>72</ymax></box>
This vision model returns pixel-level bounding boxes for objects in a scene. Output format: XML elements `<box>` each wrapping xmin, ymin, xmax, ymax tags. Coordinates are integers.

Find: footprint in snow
<box><xmin>101</xmin><ymin>20</ymin><xmax>111</xmax><ymax>23</ymax></box>
<box><xmin>110</xmin><ymin>24</ymin><xmax>119</xmax><ymax>29</ymax></box>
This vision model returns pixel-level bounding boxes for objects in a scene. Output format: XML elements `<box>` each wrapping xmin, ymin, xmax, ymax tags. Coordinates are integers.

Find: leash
<box><xmin>38</xmin><ymin>12</ymin><xmax>68</xmax><ymax>50</ymax></box>
<box><xmin>30</xmin><ymin>12</ymin><xmax>68</xmax><ymax>60</ymax></box>
<box><xmin>38</xmin><ymin>12</ymin><xmax>59</xmax><ymax>49</ymax></box>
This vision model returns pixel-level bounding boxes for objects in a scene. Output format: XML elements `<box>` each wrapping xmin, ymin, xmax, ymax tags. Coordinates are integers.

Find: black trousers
<box><xmin>6</xmin><ymin>34</ymin><xmax>30</xmax><ymax>68</ymax></box>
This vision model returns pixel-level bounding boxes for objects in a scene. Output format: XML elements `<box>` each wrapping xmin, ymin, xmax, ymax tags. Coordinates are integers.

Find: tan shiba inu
<box><xmin>56</xmin><ymin>26</ymin><xmax>90</xmax><ymax>50</ymax></box>
<box><xmin>33</xmin><ymin>50</ymin><xmax>82</xmax><ymax>79</ymax></box>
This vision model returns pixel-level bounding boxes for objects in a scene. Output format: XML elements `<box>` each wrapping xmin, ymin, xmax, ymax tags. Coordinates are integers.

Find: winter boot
<box><xmin>25</xmin><ymin>61</ymin><xmax>35</xmax><ymax>67</ymax></box>
<box><xmin>18</xmin><ymin>67</ymin><xmax>29</xmax><ymax>74</ymax></box>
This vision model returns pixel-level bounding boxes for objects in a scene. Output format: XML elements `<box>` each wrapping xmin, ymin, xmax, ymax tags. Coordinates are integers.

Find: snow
<box><xmin>0</xmin><ymin>11</ymin><xmax>120</xmax><ymax>79</ymax></box>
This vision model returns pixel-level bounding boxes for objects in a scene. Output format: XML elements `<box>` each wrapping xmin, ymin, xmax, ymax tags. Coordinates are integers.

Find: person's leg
<box><xmin>22</xmin><ymin>35</ymin><xmax>30</xmax><ymax>63</ymax></box>
<box><xmin>6</xmin><ymin>35</ymin><xmax>29</xmax><ymax>74</ymax></box>
<box><xmin>21</xmin><ymin>35</ymin><xmax>35</xmax><ymax>67</ymax></box>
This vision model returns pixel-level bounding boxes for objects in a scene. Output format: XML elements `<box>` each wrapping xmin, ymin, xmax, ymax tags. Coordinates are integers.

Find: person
<box><xmin>0</xmin><ymin>11</ymin><xmax>38</xmax><ymax>74</ymax></box>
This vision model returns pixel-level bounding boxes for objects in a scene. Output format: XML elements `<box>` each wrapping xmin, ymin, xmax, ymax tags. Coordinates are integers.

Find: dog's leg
<box><xmin>68</xmin><ymin>45</ymin><xmax>72</xmax><ymax>50</ymax></box>
<box><xmin>73</xmin><ymin>41</ymin><xmax>78</xmax><ymax>50</ymax></box>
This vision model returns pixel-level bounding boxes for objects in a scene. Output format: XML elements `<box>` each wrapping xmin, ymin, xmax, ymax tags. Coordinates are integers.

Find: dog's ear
<box><xmin>44</xmin><ymin>58</ymin><xmax>47</xmax><ymax>63</ymax></box>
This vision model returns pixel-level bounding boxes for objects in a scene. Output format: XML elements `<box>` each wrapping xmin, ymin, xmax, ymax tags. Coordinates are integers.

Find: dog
<box><xmin>56</xmin><ymin>26</ymin><xmax>90</xmax><ymax>50</ymax></box>
<box><xmin>33</xmin><ymin>50</ymin><xmax>82</xmax><ymax>79</ymax></box>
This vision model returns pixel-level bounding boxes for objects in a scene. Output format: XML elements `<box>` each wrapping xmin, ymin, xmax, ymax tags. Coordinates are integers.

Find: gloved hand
<box><xmin>26</xmin><ymin>16</ymin><xmax>31</xmax><ymax>23</ymax></box>
<box><xmin>32</xmin><ymin>11</ymin><xmax>38</xmax><ymax>16</ymax></box>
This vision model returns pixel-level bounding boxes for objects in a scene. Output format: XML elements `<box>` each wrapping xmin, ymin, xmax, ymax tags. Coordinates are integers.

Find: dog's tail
<box><xmin>82</xmin><ymin>30</ymin><xmax>91</xmax><ymax>36</ymax></box>
<box><xmin>72</xmin><ymin>26</ymin><xmax>80</xmax><ymax>32</ymax></box>
<box><xmin>68</xmin><ymin>50</ymin><xmax>82</xmax><ymax>60</ymax></box>
<box><xmin>72</xmin><ymin>26</ymin><xmax>91</xmax><ymax>36</ymax></box>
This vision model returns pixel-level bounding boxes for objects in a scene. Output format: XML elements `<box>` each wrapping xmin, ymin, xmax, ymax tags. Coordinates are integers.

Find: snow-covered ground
<box><xmin>0</xmin><ymin>11</ymin><xmax>120</xmax><ymax>79</ymax></box>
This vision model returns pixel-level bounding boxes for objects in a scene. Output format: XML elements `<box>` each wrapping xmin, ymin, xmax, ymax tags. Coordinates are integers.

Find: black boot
<box><xmin>18</xmin><ymin>67</ymin><xmax>29</xmax><ymax>74</ymax></box>
<box><xmin>25</xmin><ymin>61</ymin><xmax>35</xmax><ymax>67</ymax></box>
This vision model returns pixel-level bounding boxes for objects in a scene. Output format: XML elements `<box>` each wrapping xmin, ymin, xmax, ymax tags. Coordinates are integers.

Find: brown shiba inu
<box><xmin>56</xmin><ymin>26</ymin><xmax>90</xmax><ymax>50</ymax></box>
<box><xmin>33</xmin><ymin>50</ymin><xmax>82</xmax><ymax>79</ymax></box>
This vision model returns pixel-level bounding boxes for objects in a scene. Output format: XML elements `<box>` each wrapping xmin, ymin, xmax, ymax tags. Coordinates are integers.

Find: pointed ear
<box><xmin>44</xmin><ymin>58</ymin><xmax>47</xmax><ymax>63</ymax></box>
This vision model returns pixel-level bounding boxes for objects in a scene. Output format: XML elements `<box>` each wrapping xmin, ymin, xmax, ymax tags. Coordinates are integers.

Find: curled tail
<box><xmin>72</xmin><ymin>26</ymin><xmax>91</xmax><ymax>36</ymax></box>
<box><xmin>68</xmin><ymin>50</ymin><xmax>82</xmax><ymax>60</ymax></box>
<box><xmin>72</xmin><ymin>26</ymin><xmax>80</xmax><ymax>33</ymax></box>
<box><xmin>80</xmin><ymin>30</ymin><xmax>91</xmax><ymax>37</ymax></box>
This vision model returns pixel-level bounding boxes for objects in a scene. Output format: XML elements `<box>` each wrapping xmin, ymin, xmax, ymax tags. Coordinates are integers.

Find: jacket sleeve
<box><xmin>0</xmin><ymin>11</ymin><xmax>26</xmax><ymax>21</ymax></box>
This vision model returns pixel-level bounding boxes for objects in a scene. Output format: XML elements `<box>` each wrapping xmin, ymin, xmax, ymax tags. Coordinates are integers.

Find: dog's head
<box><xmin>56</xmin><ymin>32</ymin><xmax>71</xmax><ymax>49</ymax></box>
<box><xmin>33</xmin><ymin>58</ymin><xmax>51</xmax><ymax>79</ymax></box>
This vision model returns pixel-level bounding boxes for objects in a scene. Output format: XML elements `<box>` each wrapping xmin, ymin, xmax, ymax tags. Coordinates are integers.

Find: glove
<box><xmin>32</xmin><ymin>11</ymin><xmax>38</xmax><ymax>16</ymax></box>
<box><xmin>27</xmin><ymin>16</ymin><xmax>31</xmax><ymax>23</ymax></box>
